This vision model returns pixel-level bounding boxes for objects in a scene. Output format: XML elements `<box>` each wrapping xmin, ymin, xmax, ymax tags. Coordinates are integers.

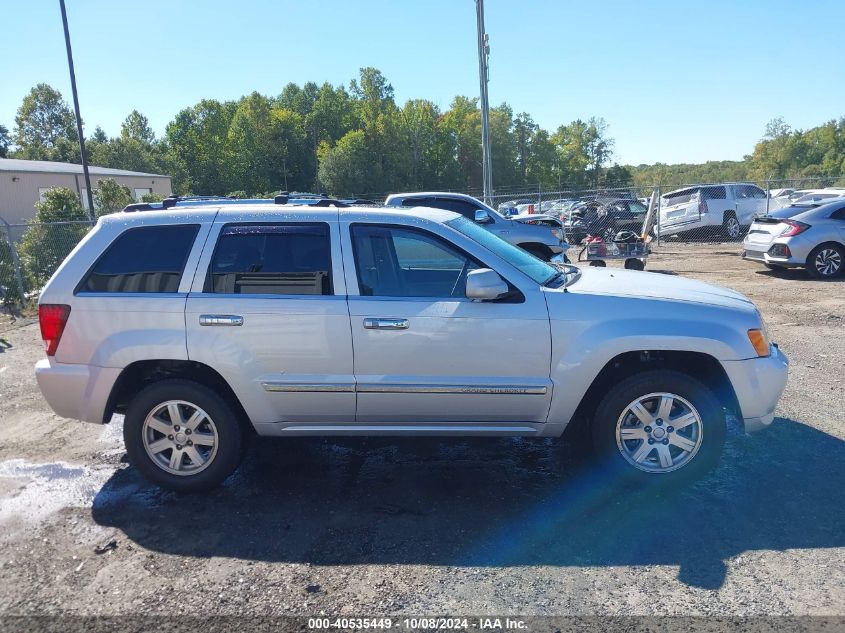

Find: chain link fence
<box><xmin>1</xmin><ymin>219</ymin><xmax>93</xmax><ymax>309</ymax></box>
<box><xmin>2</xmin><ymin>174</ymin><xmax>843</xmax><ymax>308</ymax></box>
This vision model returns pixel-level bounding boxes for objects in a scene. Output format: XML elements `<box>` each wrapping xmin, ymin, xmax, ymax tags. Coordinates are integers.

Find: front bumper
<box><xmin>35</xmin><ymin>358</ymin><xmax>121</xmax><ymax>424</ymax></box>
<box><xmin>720</xmin><ymin>344</ymin><xmax>789</xmax><ymax>433</ymax></box>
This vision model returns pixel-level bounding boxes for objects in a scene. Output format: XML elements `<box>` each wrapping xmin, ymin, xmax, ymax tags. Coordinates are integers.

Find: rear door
<box><xmin>185</xmin><ymin>213</ymin><xmax>355</xmax><ymax>427</ymax></box>
<box><xmin>341</xmin><ymin>218</ymin><xmax>552</xmax><ymax>425</ymax></box>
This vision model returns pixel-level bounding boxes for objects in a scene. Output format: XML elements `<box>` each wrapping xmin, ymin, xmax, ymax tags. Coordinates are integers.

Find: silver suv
<box><xmin>36</xmin><ymin>201</ymin><xmax>787</xmax><ymax>492</ymax></box>
<box><xmin>385</xmin><ymin>192</ymin><xmax>568</xmax><ymax>261</ymax></box>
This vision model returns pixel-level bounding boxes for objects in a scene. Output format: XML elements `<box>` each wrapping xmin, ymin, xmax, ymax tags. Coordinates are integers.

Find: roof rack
<box><xmin>162</xmin><ymin>195</ymin><xmax>236</xmax><ymax>209</ymax></box>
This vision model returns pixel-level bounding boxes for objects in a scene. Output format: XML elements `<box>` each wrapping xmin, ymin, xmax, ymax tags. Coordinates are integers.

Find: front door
<box><xmin>185</xmin><ymin>219</ymin><xmax>355</xmax><ymax>427</ymax></box>
<box><xmin>342</xmin><ymin>221</ymin><xmax>552</xmax><ymax>425</ymax></box>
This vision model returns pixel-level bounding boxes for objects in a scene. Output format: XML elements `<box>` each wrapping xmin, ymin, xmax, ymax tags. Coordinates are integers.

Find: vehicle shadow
<box><xmin>92</xmin><ymin>417</ymin><xmax>845</xmax><ymax>590</ymax></box>
<box><xmin>755</xmin><ymin>267</ymin><xmax>845</xmax><ymax>282</ymax></box>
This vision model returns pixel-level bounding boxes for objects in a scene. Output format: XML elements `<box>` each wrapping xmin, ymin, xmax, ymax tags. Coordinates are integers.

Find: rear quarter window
<box><xmin>79</xmin><ymin>224</ymin><xmax>199</xmax><ymax>293</ymax></box>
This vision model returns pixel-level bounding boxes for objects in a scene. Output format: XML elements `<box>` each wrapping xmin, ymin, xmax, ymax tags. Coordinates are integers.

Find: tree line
<box><xmin>2</xmin><ymin>69</ymin><xmax>844</xmax><ymax>198</ymax></box>
<box><xmin>2</xmin><ymin>69</ymin><xmax>623</xmax><ymax>197</ymax></box>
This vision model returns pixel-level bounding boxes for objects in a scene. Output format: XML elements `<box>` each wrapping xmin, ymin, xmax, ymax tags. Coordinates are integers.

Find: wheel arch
<box><xmin>104</xmin><ymin>359</ymin><xmax>250</xmax><ymax>429</ymax></box>
<box><xmin>567</xmin><ymin>350</ymin><xmax>741</xmax><ymax>435</ymax></box>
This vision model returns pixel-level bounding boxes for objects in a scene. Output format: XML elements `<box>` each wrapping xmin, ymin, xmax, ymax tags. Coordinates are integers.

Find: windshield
<box><xmin>446</xmin><ymin>216</ymin><xmax>559</xmax><ymax>285</ymax></box>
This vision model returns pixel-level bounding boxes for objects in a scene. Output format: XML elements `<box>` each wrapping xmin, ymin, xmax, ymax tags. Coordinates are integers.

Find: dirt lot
<box><xmin>0</xmin><ymin>243</ymin><xmax>843</xmax><ymax>619</ymax></box>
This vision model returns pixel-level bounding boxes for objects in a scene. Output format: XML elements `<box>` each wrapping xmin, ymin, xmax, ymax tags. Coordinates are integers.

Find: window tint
<box><xmin>663</xmin><ymin>189</ymin><xmax>698</xmax><ymax>205</ymax></box>
<box><xmin>830</xmin><ymin>207</ymin><xmax>845</xmax><ymax>220</ymax></box>
<box><xmin>401</xmin><ymin>197</ymin><xmax>434</xmax><ymax>208</ymax></box>
<box><xmin>207</xmin><ymin>224</ymin><xmax>332</xmax><ymax>295</ymax></box>
<box><xmin>701</xmin><ymin>186</ymin><xmax>727</xmax><ymax>200</ymax></box>
<box><xmin>351</xmin><ymin>225</ymin><xmax>479</xmax><ymax>298</ymax></box>
<box><xmin>81</xmin><ymin>225</ymin><xmax>199</xmax><ymax>293</ymax></box>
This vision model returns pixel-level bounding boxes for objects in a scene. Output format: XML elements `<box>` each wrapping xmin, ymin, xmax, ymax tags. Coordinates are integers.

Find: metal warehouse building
<box><xmin>0</xmin><ymin>158</ymin><xmax>172</xmax><ymax>225</ymax></box>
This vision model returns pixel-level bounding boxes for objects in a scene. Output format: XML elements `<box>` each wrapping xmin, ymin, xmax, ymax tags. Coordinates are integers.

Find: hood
<box><xmin>567</xmin><ymin>267</ymin><xmax>754</xmax><ymax>311</ymax></box>
<box><xmin>510</xmin><ymin>213</ymin><xmax>562</xmax><ymax>226</ymax></box>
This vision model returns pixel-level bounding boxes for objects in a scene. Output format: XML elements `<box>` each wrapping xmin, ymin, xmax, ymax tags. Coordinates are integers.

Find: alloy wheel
<box><xmin>814</xmin><ymin>248</ymin><xmax>842</xmax><ymax>277</ymax></box>
<box><xmin>142</xmin><ymin>400</ymin><xmax>219</xmax><ymax>476</ymax></box>
<box><xmin>615</xmin><ymin>392</ymin><xmax>703</xmax><ymax>473</ymax></box>
<box><xmin>726</xmin><ymin>217</ymin><xmax>741</xmax><ymax>239</ymax></box>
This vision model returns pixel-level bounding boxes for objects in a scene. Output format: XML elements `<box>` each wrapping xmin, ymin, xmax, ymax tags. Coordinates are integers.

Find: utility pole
<box><xmin>475</xmin><ymin>0</ymin><xmax>493</xmax><ymax>204</ymax></box>
<box><xmin>59</xmin><ymin>0</ymin><xmax>95</xmax><ymax>221</ymax></box>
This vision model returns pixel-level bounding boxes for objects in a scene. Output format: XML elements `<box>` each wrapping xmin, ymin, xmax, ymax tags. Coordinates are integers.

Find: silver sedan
<box><xmin>743</xmin><ymin>199</ymin><xmax>845</xmax><ymax>279</ymax></box>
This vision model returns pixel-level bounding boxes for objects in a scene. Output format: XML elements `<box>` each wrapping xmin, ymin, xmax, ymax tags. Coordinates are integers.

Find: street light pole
<box><xmin>59</xmin><ymin>0</ymin><xmax>95</xmax><ymax>221</ymax></box>
<box><xmin>475</xmin><ymin>0</ymin><xmax>493</xmax><ymax>204</ymax></box>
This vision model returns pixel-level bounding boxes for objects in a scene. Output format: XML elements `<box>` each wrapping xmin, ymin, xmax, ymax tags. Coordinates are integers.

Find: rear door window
<box><xmin>206</xmin><ymin>223</ymin><xmax>332</xmax><ymax>295</ymax></box>
<box><xmin>80</xmin><ymin>224</ymin><xmax>199</xmax><ymax>293</ymax></box>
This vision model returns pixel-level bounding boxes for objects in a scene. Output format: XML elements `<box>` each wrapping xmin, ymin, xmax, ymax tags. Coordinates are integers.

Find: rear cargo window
<box><xmin>206</xmin><ymin>223</ymin><xmax>332</xmax><ymax>295</ymax></box>
<box><xmin>663</xmin><ymin>189</ymin><xmax>698</xmax><ymax>205</ymax></box>
<box><xmin>80</xmin><ymin>225</ymin><xmax>199</xmax><ymax>293</ymax></box>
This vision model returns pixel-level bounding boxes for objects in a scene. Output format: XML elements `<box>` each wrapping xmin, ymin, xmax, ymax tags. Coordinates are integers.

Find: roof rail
<box><xmin>161</xmin><ymin>195</ymin><xmax>236</xmax><ymax>209</ymax></box>
<box><xmin>123</xmin><ymin>202</ymin><xmax>155</xmax><ymax>212</ymax></box>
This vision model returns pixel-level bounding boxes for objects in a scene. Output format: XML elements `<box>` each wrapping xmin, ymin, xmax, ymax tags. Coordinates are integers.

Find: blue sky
<box><xmin>2</xmin><ymin>0</ymin><xmax>843</xmax><ymax>165</ymax></box>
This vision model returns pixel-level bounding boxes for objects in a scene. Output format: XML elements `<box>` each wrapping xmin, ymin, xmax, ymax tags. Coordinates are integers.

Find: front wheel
<box><xmin>123</xmin><ymin>379</ymin><xmax>245</xmax><ymax>492</ymax></box>
<box><xmin>591</xmin><ymin>370</ymin><xmax>725</xmax><ymax>484</ymax></box>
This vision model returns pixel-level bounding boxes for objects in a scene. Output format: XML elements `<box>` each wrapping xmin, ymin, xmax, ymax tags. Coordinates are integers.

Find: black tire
<box><xmin>722</xmin><ymin>212</ymin><xmax>742</xmax><ymax>240</ymax></box>
<box><xmin>591</xmin><ymin>370</ymin><xmax>726</xmax><ymax>485</ymax></box>
<box><xmin>624</xmin><ymin>258</ymin><xmax>645</xmax><ymax>271</ymax></box>
<box><xmin>123</xmin><ymin>379</ymin><xmax>245</xmax><ymax>492</ymax></box>
<box><xmin>589</xmin><ymin>260</ymin><xmax>607</xmax><ymax>267</ymax></box>
<box><xmin>805</xmin><ymin>243</ymin><xmax>845</xmax><ymax>279</ymax></box>
<box><xmin>521</xmin><ymin>243</ymin><xmax>554</xmax><ymax>261</ymax></box>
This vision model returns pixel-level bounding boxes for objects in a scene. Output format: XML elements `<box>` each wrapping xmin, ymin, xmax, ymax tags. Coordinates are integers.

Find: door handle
<box><xmin>199</xmin><ymin>314</ymin><xmax>244</xmax><ymax>326</ymax></box>
<box><xmin>363</xmin><ymin>317</ymin><xmax>409</xmax><ymax>330</ymax></box>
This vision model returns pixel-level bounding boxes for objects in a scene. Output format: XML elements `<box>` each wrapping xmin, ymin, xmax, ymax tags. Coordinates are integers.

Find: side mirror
<box><xmin>465</xmin><ymin>268</ymin><xmax>509</xmax><ymax>301</ymax></box>
<box><xmin>474</xmin><ymin>209</ymin><xmax>492</xmax><ymax>224</ymax></box>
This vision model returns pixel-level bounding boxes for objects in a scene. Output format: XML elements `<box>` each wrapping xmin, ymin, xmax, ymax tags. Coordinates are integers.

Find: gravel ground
<box><xmin>0</xmin><ymin>243</ymin><xmax>843</xmax><ymax>618</ymax></box>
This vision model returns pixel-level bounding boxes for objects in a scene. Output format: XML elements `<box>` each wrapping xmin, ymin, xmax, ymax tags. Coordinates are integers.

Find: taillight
<box><xmin>779</xmin><ymin>220</ymin><xmax>810</xmax><ymax>237</ymax></box>
<box><xmin>39</xmin><ymin>304</ymin><xmax>71</xmax><ymax>356</ymax></box>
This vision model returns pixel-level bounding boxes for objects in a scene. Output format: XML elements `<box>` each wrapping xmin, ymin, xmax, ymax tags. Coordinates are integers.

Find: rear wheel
<box><xmin>722</xmin><ymin>212</ymin><xmax>742</xmax><ymax>240</ymax></box>
<box><xmin>589</xmin><ymin>260</ymin><xmax>607</xmax><ymax>267</ymax></box>
<box><xmin>624</xmin><ymin>258</ymin><xmax>645</xmax><ymax>271</ymax></box>
<box><xmin>591</xmin><ymin>370</ymin><xmax>725</xmax><ymax>484</ymax></box>
<box><xmin>806</xmin><ymin>243</ymin><xmax>844</xmax><ymax>279</ymax></box>
<box><xmin>123</xmin><ymin>379</ymin><xmax>245</xmax><ymax>492</ymax></box>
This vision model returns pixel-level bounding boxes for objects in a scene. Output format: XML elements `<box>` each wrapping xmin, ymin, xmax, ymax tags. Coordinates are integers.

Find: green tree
<box><xmin>441</xmin><ymin>96</ymin><xmax>481</xmax><ymax>190</ymax></box>
<box><xmin>0</xmin><ymin>124</ymin><xmax>10</xmax><ymax>158</ymax></box>
<box><xmin>18</xmin><ymin>188</ymin><xmax>90</xmax><ymax>289</ymax></box>
<box><xmin>165</xmin><ymin>99</ymin><xmax>237</xmax><ymax>194</ymax></box>
<box><xmin>0</xmin><ymin>236</ymin><xmax>24</xmax><ymax>305</ymax></box>
<box><xmin>317</xmin><ymin>130</ymin><xmax>369</xmax><ymax>195</ymax></box>
<box><xmin>513</xmin><ymin>112</ymin><xmax>537</xmax><ymax>185</ymax></box>
<box><xmin>93</xmin><ymin>178</ymin><xmax>134</xmax><ymax>216</ymax></box>
<box><xmin>13</xmin><ymin>84</ymin><xmax>78</xmax><ymax>161</ymax></box>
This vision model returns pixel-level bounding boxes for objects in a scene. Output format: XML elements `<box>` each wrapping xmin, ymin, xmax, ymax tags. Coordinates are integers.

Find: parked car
<box><xmin>35</xmin><ymin>200</ymin><xmax>787</xmax><ymax>492</ymax></box>
<box><xmin>656</xmin><ymin>183</ymin><xmax>769</xmax><ymax>239</ymax></box>
<box><xmin>566</xmin><ymin>198</ymin><xmax>649</xmax><ymax>244</ymax></box>
<box><xmin>742</xmin><ymin>199</ymin><xmax>845</xmax><ymax>278</ymax></box>
<box><xmin>385</xmin><ymin>192</ymin><xmax>568</xmax><ymax>262</ymax></box>
<box><xmin>497</xmin><ymin>198</ymin><xmax>533</xmax><ymax>216</ymax></box>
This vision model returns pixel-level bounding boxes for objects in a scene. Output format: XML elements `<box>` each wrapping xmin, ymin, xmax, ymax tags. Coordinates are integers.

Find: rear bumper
<box><xmin>720</xmin><ymin>345</ymin><xmax>789</xmax><ymax>433</ymax></box>
<box><xmin>743</xmin><ymin>235</ymin><xmax>814</xmax><ymax>266</ymax></box>
<box><xmin>35</xmin><ymin>359</ymin><xmax>121</xmax><ymax>423</ymax></box>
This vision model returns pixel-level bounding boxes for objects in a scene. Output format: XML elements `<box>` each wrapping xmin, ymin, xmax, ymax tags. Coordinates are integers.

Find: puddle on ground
<box><xmin>0</xmin><ymin>414</ymin><xmax>156</xmax><ymax>537</ymax></box>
